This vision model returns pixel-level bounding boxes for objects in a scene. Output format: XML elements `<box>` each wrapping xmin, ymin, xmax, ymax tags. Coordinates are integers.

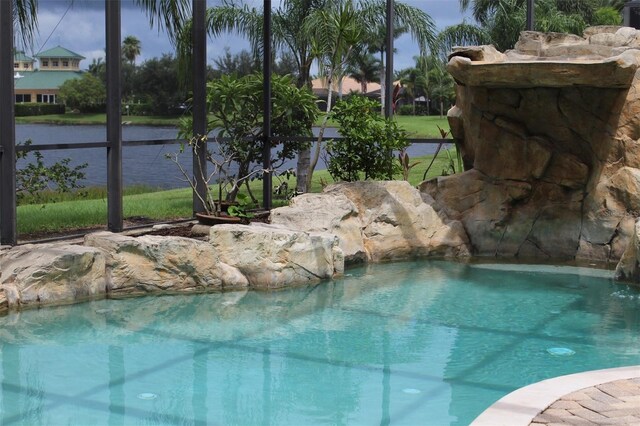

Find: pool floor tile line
<box><xmin>470</xmin><ymin>366</ymin><xmax>640</xmax><ymax>426</ymax></box>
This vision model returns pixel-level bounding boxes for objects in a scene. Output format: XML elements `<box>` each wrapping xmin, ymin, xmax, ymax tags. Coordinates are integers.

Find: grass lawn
<box><xmin>393</xmin><ymin>115</ymin><xmax>450</xmax><ymax>138</ymax></box>
<box><xmin>17</xmin><ymin>113</ymin><xmax>450</xmax><ymax>138</ymax></box>
<box><xmin>317</xmin><ymin>114</ymin><xmax>449</xmax><ymax>138</ymax></box>
<box><xmin>16</xmin><ymin>114</ymin><xmax>181</xmax><ymax>126</ymax></box>
<box><xmin>17</xmin><ymin>147</ymin><xmax>460</xmax><ymax>236</ymax></box>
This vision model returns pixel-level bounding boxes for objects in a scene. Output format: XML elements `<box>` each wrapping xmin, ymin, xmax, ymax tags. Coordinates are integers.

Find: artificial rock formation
<box><xmin>210</xmin><ymin>223</ymin><xmax>344</xmax><ymax>288</ymax></box>
<box><xmin>271</xmin><ymin>180</ymin><xmax>470</xmax><ymax>263</ymax></box>
<box><xmin>426</xmin><ymin>27</ymin><xmax>640</xmax><ymax>263</ymax></box>
<box><xmin>0</xmin><ymin>244</ymin><xmax>107</xmax><ymax>310</ymax></box>
<box><xmin>84</xmin><ymin>232</ymin><xmax>227</xmax><ymax>296</ymax></box>
<box><xmin>614</xmin><ymin>220</ymin><xmax>640</xmax><ymax>282</ymax></box>
<box><xmin>0</xmin><ymin>226</ymin><xmax>344</xmax><ymax>312</ymax></box>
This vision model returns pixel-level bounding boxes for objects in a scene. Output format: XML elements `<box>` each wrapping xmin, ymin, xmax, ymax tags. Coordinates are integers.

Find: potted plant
<box><xmin>165</xmin><ymin>134</ymin><xmax>261</xmax><ymax>225</ymax></box>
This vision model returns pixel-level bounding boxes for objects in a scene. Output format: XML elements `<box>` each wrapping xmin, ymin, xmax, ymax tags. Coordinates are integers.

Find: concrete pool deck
<box><xmin>471</xmin><ymin>366</ymin><xmax>640</xmax><ymax>425</ymax></box>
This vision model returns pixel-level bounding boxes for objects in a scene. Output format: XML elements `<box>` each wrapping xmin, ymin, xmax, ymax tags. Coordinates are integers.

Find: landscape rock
<box><xmin>209</xmin><ymin>223</ymin><xmax>343</xmax><ymax>288</ymax></box>
<box><xmin>615</xmin><ymin>220</ymin><xmax>640</xmax><ymax>283</ymax></box>
<box><xmin>0</xmin><ymin>243</ymin><xmax>107</xmax><ymax>310</ymax></box>
<box><xmin>437</xmin><ymin>27</ymin><xmax>640</xmax><ymax>269</ymax></box>
<box><xmin>271</xmin><ymin>180</ymin><xmax>470</xmax><ymax>263</ymax></box>
<box><xmin>85</xmin><ymin>232</ymin><xmax>224</xmax><ymax>296</ymax></box>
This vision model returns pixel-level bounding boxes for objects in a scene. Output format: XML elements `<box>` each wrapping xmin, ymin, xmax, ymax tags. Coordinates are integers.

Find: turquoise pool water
<box><xmin>0</xmin><ymin>260</ymin><xmax>638</xmax><ymax>425</ymax></box>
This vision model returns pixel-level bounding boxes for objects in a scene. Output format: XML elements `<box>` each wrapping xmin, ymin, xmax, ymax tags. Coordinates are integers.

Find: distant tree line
<box><xmin>59</xmin><ymin>36</ymin><xmax>300</xmax><ymax>116</ymax></box>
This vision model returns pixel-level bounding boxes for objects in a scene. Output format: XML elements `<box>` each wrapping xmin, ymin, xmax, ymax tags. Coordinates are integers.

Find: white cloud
<box><xmin>34</xmin><ymin>0</ymin><xmax>472</xmax><ymax>71</ymax></box>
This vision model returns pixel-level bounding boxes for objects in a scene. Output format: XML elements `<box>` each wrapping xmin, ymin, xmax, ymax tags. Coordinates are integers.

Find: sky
<box><xmin>30</xmin><ymin>0</ymin><xmax>473</xmax><ymax>72</ymax></box>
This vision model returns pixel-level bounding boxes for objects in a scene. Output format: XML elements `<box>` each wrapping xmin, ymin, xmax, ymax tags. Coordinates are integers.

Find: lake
<box><xmin>16</xmin><ymin>124</ymin><xmax>443</xmax><ymax>189</ymax></box>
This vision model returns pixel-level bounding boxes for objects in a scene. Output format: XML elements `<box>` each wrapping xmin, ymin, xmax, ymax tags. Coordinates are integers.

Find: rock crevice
<box><xmin>424</xmin><ymin>27</ymin><xmax>640</xmax><ymax>264</ymax></box>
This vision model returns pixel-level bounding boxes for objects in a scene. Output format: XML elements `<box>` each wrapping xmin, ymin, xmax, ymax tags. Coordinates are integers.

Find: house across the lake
<box><xmin>14</xmin><ymin>46</ymin><xmax>85</xmax><ymax>104</ymax></box>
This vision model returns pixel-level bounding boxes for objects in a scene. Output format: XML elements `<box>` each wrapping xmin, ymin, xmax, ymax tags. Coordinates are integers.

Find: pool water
<box><xmin>0</xmin><ymin>260</ymin><xmax>638</xmax><ymax>425</ymax></box>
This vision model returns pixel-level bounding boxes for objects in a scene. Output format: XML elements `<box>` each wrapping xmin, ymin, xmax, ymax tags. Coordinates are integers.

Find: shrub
<box><xmin>57</xmin><ymin>73</ymin><xmax>106</xmax><ymax>113</ymax></box>
<box><xmin>15</xmin><ymin>103</ymin><xmax>65</xmax><ymax>116</ymax></box>
<box><xmin>397</xmin><ymin>104</ymin><xmax>414</xmax><ymax>116</ymax></box>
<box><xmin>123</xmin><ymin>102</ymin><xmax>154</xmax><ymax>116</ymax></box>
<box><xmin>326</xmin><ymin>95</ymin><xmax>408</xmax><ymax>182</ymax></box>
<box><xmin>176</xmin><ymin>73</ymin><xmax>319</xmax><ymax>206</ymax></box>
<box><xmin>16</xmin><ymin>140</ymin><xmax>88</xmax><ymax>205</ymax></box>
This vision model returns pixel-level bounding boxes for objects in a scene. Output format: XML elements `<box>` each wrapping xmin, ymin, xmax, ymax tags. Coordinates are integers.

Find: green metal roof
<box><xmin>14</xmin><ymin>70</ymin><xmax>83</xmax><ymax>90</ymax></box>
<box><xmin>35</xmin><ymin>46</ymin><xmax>85</xmax><ymax>60</ymax></box>
<box><xmin>14</xmin><ymin>50</ymin><xmax>34</xmax><ymax>62</ymax></box>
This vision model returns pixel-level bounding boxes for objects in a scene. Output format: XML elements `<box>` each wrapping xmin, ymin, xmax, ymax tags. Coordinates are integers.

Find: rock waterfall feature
<box><xmin>424</xmin><ymin>27</ymin><xmax>640</xmax><ymax>263</ymax></box>
<box><xmin>6</xmin><ymin>27</ymin><xmax>640</xmax><ymax>313</ymax></box>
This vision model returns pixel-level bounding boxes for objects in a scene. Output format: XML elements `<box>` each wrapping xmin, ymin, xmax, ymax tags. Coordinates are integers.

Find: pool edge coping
<box><xmin>470</xmin><ymin>365</ymin><xmax>640</xmax><ymax>426</ymax></box>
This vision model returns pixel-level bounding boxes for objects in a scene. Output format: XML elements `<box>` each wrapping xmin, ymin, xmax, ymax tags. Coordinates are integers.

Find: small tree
<box><xmin>57</xmin><ymin>73</ymin><xmax>106</xmax><ymax>112</ymax></box>
<box><xmin>177</xmin><ymin>73</ymin><xmax>319</xmax><ymax>206</ymax></box>
<box><xmin>16</xmin><ymin>141</ymin><xmax>87</xmax><ymax>205</ymax></box>
<box><xmin>326</xmin><ymin>95</ymin><xmax>408</xmax><ymax>182</ymax></box>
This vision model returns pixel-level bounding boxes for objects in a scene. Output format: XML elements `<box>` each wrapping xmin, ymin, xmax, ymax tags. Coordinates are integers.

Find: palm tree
<box><xmin>427</xmin><ymin>59</ymin><xmax>455</xmax><ymax>117</ymax></box>
<box><xmin>346</xmin><ymin>49</ymin><xmax>381</xmax><ymax>94</ymax></box>
<box><xmin>191</xmin><ymin>0</ymin><xmax>437</xmax><ymax>193</ymax></box>
<box><xmin>435</xmin><ymin>22</ymin><xmax>491</xmax><ymax>61</ymax></box>
<box><xmin>305</xmin><ymin>0</ymin><xmax>362</xmax><ymax>189</ymax></box>
<box><xmin>357</xmin><ymin>0</ymin><xmax>437</xmax><ymax>114</ymax></box>
<box><xmin>13</xmin><ymin>0</ymin><xmax>37</xmax><ymax>47</ymax></box>
<box><xmin>122</xmin><ymin>35</ymin><xmax>142</xmax><ymax>65</ymax></box>
<box><xmin>451</xmin><ymin>0</ymin><xmax>592</xmax><ymax>52</ymax></box>
<box><xmin>397</xmin><ymin>56</ymin><xmax>429</xmax><ymax>115</ymax></box>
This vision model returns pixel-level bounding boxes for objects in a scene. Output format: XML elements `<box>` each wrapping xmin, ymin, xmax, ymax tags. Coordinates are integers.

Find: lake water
<box><xmin>16</xmin><ymin>124</ymin><xmax>443</xmax><ymax>189</ymax></box>
<box><xmin>0</xmin><ymin>260</ymin><xmax>638</xmax><ymax>425</ymax></box>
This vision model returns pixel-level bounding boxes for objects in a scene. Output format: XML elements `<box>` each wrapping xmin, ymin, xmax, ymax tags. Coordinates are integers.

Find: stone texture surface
<box><xmin>210</xmin><ymin>223</ymin><xmax>343</xmax><ymax>288</ymax></box>
<box><xmin>84</xmin><ymin>232</ymin><xmax>225</xmax><ymax>296</ymax></box>
<box><xmin>431</xmin><ymin>27</ymin><xmax>640</xmax><ymax>269</ymax></box>
<box><xmin>530</xmin><ymin>378</ymin><xmax>640</xmax><ymax>426</ymax></box>
<box><xmin>614</xmin><ymin>219</ymin><xmax>640</xmax><ymax>282</ymax></box>
<box><xmin>271</xmin><ymin>180</ymin><xmax>470</xmax><ymax>263</ymax></box>
<box><xmin>0</xmin><ymin>243</ymin><xmax>107</xmax><ymax>310</ymax></box>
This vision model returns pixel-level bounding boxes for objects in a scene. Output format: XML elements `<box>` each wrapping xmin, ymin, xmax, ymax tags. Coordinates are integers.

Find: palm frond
<box><xmin>436</xmin><ymin>23</ymin><xmax>491</xmax><ymax>60</ymax></box>
<box><xmin>134</xmin><ymin>0</ymin><xmax>191</xmax><ymax>42</ymax></box>
<box><xmin>14</xmin><ymin>0</ymin><xmax>38</xmax><ymax>48</ymax></box>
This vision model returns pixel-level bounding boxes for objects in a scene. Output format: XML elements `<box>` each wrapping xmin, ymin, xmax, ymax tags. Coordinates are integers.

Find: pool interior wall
<box><xmin>0</xmin><ymin>260</ymin><xmax>638</xmax><ymax>425</ymax></box>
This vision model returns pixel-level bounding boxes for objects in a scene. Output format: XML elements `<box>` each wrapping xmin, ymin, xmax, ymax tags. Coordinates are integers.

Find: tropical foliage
<box><xmin>326</xmin><ymin>95</ymin><xmax>408</xmax><ymax>182</ymax></box>
<box><xmin>122</xmin><ymin>35</ymin><xmax>142</xmax><ymax>64</ymax></box>
<box><xmin>446</xmin><ymin>0</ymin><xmax>624</xmax><ymax>52</ymax></box>
<box><xmin>177</xmin><ymin>73</ymin><xmax>319</xmax><ymax>202</ymax></box>
<box><xmin>16</xmin><ymin>141</ymin><xmax>87</xmax><ymax>205</ymax></box>
<box><xmin>57</xmin><ymin>73</ymin><xmax>106</xmax><ymax>112</ymax></box>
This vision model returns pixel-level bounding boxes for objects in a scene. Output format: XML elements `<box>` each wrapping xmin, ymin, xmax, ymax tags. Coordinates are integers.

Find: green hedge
<box><xmin>124</xmin><ymin>103</ymin><xmax>154</xmax><ymax>116</ymax></box>
<box><xmin>15</xmin><ymin>103</ymin><xmax>65</xmax><ymax>116</ymax></box>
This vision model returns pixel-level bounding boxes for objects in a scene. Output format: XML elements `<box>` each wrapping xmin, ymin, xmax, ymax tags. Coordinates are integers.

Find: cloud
<box><xmin>34</xmin><ymin>0</ymin><xmax>472</xmax><ymax>71</ymax></box>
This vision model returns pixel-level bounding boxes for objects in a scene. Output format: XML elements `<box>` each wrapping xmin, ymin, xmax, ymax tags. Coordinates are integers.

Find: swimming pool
<box><xmin>0</xmin><ymin>260</ymin><xmax>638</xmax><ymax>425</ymax></box>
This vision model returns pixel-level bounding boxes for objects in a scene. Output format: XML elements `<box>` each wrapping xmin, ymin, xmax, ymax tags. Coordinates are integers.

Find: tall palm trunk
<box><xmin>295</xmin><ymin>60</ymin><xmax>314</xmax><ymax>194</ymax></box>
<box><xmin>306</xmin><ymin>73</ymin><xmax>334</xmax><ymax>191</ymax></box>
<box><xmin>379</xmin><ymin>50</ymin><xmax>385</xmax><ymax>115</ymax></box>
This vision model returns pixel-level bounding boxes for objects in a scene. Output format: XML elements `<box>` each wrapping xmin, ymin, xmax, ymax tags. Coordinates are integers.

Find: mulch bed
<box><xmin>18</xmin><ymin>211</ymin><xmax>271</xmax><ymax>244</ymax></box>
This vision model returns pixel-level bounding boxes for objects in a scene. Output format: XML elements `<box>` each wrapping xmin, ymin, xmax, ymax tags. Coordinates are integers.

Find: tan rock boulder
<box><xmin>448</xmin><ymin>52</ymin><xmax>639</xmax><ymax>89</ymax></box>
<box><xmin>209</xmin><ymin>223</ymin><xmax>343</xmax><ymax>288</ymax></box>
<box><xmin>449</xmin><ymin>45</ymin><xmax>506</xmax><ymax>62</ymax></box>
<box><xmin>514</xmin><ymin>31</ymin><xmax>588</xmax><ymax>56</ymax></box>
<box><xmin>272</xmin><ymin>181</ymin><xmax>470</xmax><ymax>263</ymax></box>
<box><xmin>270</xmin><ymin>191</ymin><xmax>366</xmax><ymax>262</ymax></box>
<box><xmin>85</xmin><ymin>231</ymin><xmax>226</xmax><ymax>296</ymax></box>
<box><xmin>615</xmin><ymin>219</ymin><xmax>640</xmax><ymax>283</ymax></box>
<box><xmin>441</xmin><ymin>28</ymin><xmax>640</xmax><ymax>262</ymax></box>
<box><xmin>0</xmin><ymin>243</ymin><xmax>107</xmax><ymax>309</ymax></box>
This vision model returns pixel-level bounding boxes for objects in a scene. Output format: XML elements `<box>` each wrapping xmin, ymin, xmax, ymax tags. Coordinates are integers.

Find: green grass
<box><xmin>393</xmin><ymin>115</ymin><xmax>450</xmax><ymax>139</ymax></box>
<box><xmin>18</xmin><ymin>184</ymin><xmax>164</xmax><ymax>205</ymax></box>
<box><xmin>315</xmin><ymin>114</ymin><xmax>450</xmax><ymax>138</ymax></box>
<box><xmin>17</xmin><ymin>113</ymin><xmax>450</xmax><ymax>138</ymax></box>
<box><xmin>17</xmin><ymin>148</ymin><xmax>460</xmax><ymax>236</ymax></box>
<box><xmin>15</xmin><ymin>114</ymin><xmax>181</xmax><ymax>126</ymax></box>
